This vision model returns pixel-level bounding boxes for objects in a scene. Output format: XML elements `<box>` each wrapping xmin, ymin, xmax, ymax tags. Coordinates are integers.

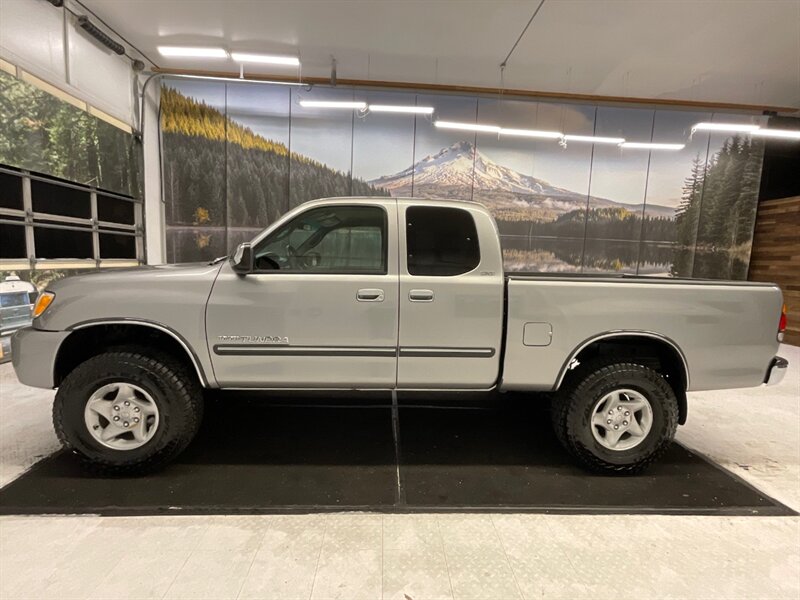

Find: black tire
<box><xmin>550</xmin><ymin>360</ymin><xmax>679</xmax><ymax>475</ymax></box>
<box><xmin>53</xmin><ymin>349</ymin><xmax>203</xmax><ymax>475</ymax></box>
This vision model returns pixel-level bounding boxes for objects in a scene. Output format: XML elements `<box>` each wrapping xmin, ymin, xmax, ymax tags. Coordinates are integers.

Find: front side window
<box><xmin>406</xmin><ymin>206</ymin><xmax>480</xmax><ymax>276</ymax></box>
<box><xmin>253</xmin><ymin>205</ymin><xmax>387</xmax><ymax>274</ymax></box>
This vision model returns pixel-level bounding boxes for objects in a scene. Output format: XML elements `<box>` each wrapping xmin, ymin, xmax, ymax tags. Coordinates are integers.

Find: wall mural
<box><xmin>0</xmin><ymin>71</ymin><xmax>141</xmax><ymax>198</ymax></box>
<box><xmin>161</xmin><ymin>78</ymin><xmax>765</xmax><ymax>279</ymax></box>
<box><xmin>0</xmin><ymin>69</ymin><xmax>143</xmax><ymax>295</ymax></box>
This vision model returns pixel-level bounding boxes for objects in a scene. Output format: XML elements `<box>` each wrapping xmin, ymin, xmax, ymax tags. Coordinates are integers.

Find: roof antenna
<box><xmin>330</xmin><ymin>56</ymin><xmax>337</xmax><ymax>86</ymax></box>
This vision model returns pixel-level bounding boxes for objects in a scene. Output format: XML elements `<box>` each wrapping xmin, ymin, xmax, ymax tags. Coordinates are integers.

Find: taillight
<box><xmin>778</xmin><ymin>303</ymin><xmax>787</xmax><ymax>338</ymax></box>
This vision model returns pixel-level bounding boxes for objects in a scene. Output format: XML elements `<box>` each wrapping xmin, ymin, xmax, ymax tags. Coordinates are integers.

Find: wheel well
<box><xmin>561</xmin><ymin>335</ymin><xmax>689</xmax><ymax>425</ymax></box>
<box><xmin>53</xmin><ymin>324</ymin><xmax>203</xmax><ymax>388</ymax></box>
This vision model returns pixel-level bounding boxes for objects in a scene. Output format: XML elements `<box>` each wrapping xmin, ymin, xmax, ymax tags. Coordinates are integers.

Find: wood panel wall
<box><xmin>748</xmin><ymin>196</ymin><xmax>800</xmax><ymax>346</ymax></box>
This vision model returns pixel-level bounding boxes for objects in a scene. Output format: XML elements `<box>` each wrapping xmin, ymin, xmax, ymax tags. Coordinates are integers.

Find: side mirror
<box><xmin>230</xmin><ymin>242</ymin><xmax>253</xmax><ymax>274</ymax></box>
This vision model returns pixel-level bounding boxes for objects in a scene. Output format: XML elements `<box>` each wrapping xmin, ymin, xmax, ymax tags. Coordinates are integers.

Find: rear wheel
<box><xmin>53</xmin><ymin>350</ymin><xmax>203</xmax><ymax>474</ymax></box>
<box><xmin>550</xmin><ymin>361</ymin><xmax>678</xmax><ymax>474</ymax></box>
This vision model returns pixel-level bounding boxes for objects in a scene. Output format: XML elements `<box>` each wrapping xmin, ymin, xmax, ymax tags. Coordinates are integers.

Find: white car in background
<box><xmin>0</xmin><ymin>274</ymin><xmax>37</xmax><ymax>362</ymax></box>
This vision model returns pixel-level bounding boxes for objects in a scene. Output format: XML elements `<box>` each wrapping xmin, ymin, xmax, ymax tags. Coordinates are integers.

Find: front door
<box><xmin>396</xmin><ymin>201</ymin><xmax>505</xmax><ymax>388</ymax></box>
<box><xmin>206</xmin><ymin>201</ymin><xmax>399</xmax><ymax>388</ymax></box>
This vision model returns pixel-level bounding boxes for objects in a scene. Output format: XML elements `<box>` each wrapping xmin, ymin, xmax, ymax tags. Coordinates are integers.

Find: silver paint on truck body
<box><xmin>501</xmin><ymin>276</ymin><xmax>783</xmax><ymax>392</ymax></box>
<box><xmin>30</xmin><ymin>263</ymin><xmax>223</xmax><ymax>388</ymax></box>
<box><xmin>395</xmin><ymin>198</ymin><xmax>504</xmax><ymax>389</ymax></box>
<box><xmin>206</xmin><ymin>198</ymin><xmax>400</xmax><ymax>388</ymax></box>
<box><xmin>11</xmin><ymin>196</ymin><xmax>785</xmax><ymax>398</ymax></box>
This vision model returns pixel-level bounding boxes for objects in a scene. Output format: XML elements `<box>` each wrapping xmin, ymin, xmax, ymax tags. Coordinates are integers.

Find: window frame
<box><xmin>405</xmin><ymin>205</ymin><xmax>481</xmax><ymax>277</ymax></box>
<box><xmin>251</xmin><ymin>204</ymin><xmax>390</xmax><ymax>276</ymax></box>
<box><xmin>0</xmin><ymin>165</ymin><xmax>143</xmax><ymax>268</ymax></box>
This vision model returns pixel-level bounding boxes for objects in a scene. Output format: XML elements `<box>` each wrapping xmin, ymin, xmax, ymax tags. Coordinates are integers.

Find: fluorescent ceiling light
<box><xmin>620</xmin><ymin>142</ymin><xmax>686</xmax><ymax>150</ymax></box>
<box><xmin>499</xmin><ymin>128</ymin><xmax>562</xmax><ymax>139</ymax></box>
<box><xmin>158</xmin><ymin>46</ymin><xmax>227</xmax><ymax>58</ymax></box>
<box><xmin>434</xmin><ymin>120</ymin><xmax>500</xmax><ymax>133</ymax></box>
<box><xmin>563</xmin><ymin>134</ymin><xmax>625</xmax><ymax>144</ymax></box>
<box><xmin>230</xmin><ymin>52</ymin><xmax>300</xmax><ymax>66</ymax></box>
<box><xmin>299</xmin><ymin>100</ymin><xmax>367</xmax><ymax>109</ymax></box>
<box><xmin>691</xmin><ymin>122</ymin><xmax>760</xmax><ymax>133</ymax></box>
<box><xmin>369</xmin><ymin>105</ymin><xmax>434</xmax><ymax>114</ymax></box>
<box><xmin>751</xmin><ymin>128</ymin><xmax>800</xmax><ymax>140</ymax></box>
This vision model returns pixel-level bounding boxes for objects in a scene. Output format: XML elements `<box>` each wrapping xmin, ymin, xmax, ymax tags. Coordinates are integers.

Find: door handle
<box><xmin>357</xmin><ymin>288</ymin><xmax>384</xmax><ymax>302</ymax></box>
<box><xmin>409</xmin><ymin>289</ymin><xmax>434</xmax><ymax>302</ymax></box>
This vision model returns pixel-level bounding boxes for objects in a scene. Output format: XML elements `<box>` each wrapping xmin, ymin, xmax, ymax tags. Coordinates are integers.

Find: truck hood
<box><xmin>48</xmin><ymin>262</ymin><xmax>222</xmax><ymax>285</ymax></box>
<box><xmin>36</xmin><ymin>262</ymin><xmax>225</xmax><ymax>331</ymax></box>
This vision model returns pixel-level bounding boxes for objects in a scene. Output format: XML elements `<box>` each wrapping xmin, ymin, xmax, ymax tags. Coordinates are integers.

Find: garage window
<box><xmin>34</xmin><ymin>226</ymin><xmax>93</xmax><ymax>259</ymax></box>
<box><xmin>0</xmin><ymin>223</ymin><xmax>26</xmax><ymax>258</ymax></box>
<box><xmin>0</xmin><ymin>166</ymin><xmax>142</xmax><ymax>265</ymax></box>
<box><xmin>0</xmin><ymin>171</ymin><xmax>23</xmax><ymax>211</ymax></box>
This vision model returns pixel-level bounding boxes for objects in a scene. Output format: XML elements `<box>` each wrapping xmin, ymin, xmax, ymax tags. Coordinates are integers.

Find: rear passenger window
<box><xmin>406</xmin><ymin>206</ymin><xmax>480</xmax><ymax>276</ymax></box>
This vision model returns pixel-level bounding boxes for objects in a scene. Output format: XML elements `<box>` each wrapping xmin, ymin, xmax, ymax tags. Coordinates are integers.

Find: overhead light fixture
<box><xmin>299</xmin><ymin>100</ymin><xmax>367</xmax><ymax>109</ymax></box>
<box><xmin>158</xmin><ymin>46</ymin><xmax>228</xmax><ymax>58</ymax></box>
<box><xmin>562</xmin><ymin>134</ymin><xmax>626</xmax><ymax>144</ymax></box>
<box><xmin>230</xmin><ymin>52</ymin><xmax>300</xmax><ymax>66</ymax></box>
<box><xmin>369</xmin><ymin>105</ymin><xmax>434</xmax><ymax>114</ymax></box>
<box><xmin>691</xmin><ymin>122</ymin><xmax>760</xmax><ymax>133</ymax></box>
<box><xmin>620</xmin><ymin>142</ymin><xmax>686</xmax><ymax>150</ymax></box>
<box><xmin>434</xmin><ymin>120</ymin><xmax>500</xmax><ymax>133</ymax></box>
<box><xmin>751</xmin><ymin>128</ymin><xmax>800</xmax><ymax>140</ymax></box>
<box><xmin>77</xmin><ymin>15</ymin><xmax>125</xmax><ymax>55</ymax></box>
<box><xmin>499</xmin><ymin>128</ymin><xmax>562</xmax><ymax>139</ymax></box>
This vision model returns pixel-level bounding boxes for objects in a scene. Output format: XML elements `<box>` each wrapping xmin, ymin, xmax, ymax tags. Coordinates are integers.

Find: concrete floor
<box><xmin>0</xmin><ymin>345</ymin><xmax>798</xmax><ymax>599</ymax></box>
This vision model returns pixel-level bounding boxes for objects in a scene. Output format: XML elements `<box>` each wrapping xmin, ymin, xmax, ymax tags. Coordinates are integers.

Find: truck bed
<box><xmin>500</xmin><ymin>274</ymin><xmax>783</xmax><ymax>393</ymax></box>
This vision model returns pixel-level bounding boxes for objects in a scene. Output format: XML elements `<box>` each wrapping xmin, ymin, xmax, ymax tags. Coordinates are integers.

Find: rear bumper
<box><xmin>11</xmin><ymin>327</ymin><xmax>70</xmax><ymax>389</ymax></box>
<box><xmin>764</xmin><ymin>356</ymin><xmax>788</xmax><ymax>386</ymax></box>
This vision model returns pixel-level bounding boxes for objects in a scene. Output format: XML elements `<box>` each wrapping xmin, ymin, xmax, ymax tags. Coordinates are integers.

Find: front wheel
<box><xmin>53</xmin><ymin>350</ymin><xmax>203</xmax><ymax>474</ymax></box>
<box><xmin>550</xmin><ymin>361</ymin><xmax>679</xmax><ymax>474</ymax></box>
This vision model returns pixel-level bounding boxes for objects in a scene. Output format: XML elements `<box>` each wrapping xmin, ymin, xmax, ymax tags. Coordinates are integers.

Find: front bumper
<box><xmin>11</xmin><ymin>327</ymin><xmax>71</xmax><ymax>389</ymax></box>
<box><xmin>764</xmin><ymin>356</ymin><xmax>788</xmax><ymax>386</ymax></box>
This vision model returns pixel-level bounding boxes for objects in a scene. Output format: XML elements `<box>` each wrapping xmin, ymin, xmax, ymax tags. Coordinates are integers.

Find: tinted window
<box><xmin>0</xmin><ymin>292</ymin><xmax>30</xmax><ymax>307</ymax></box>
<box><xmin>406</xmin><ymin>206</ymin><xmax>480</xmax><ymax>276</ymax></box>
<box><xmin>99</xmin><ymin>232</ymin><xmax>136</xmax><ymax>259</ymax></box>
<box><xmin>0</xmin><ymin>171</ymin><xmax>23</xmax><ymax>211</ymax></box>
<box><xmin>254</xmin><ymin>205</ymin><xmax>386</xmax><ymax>273</ymax></box>
<box><xmin>31</xmin><ymin>179</ymin><xmax>91</xmax><ymax>219</ymax></box>
<box><xmin>0</xmin><ymin>224</ymin><xmax>26</xmax><ymax>258</ymax></box>
<box><xmin>97</xmin><ymin>195</ymin><xmax>136</xmax><ymax>225</ymax></box>
<box><xmin>34</xmin><ymin>227</ymin><xmax>93</xmax><ymax>259</ymax></box>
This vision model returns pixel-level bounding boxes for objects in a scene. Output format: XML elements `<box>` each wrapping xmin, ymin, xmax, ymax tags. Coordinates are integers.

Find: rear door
<box><xmin>396</xmin><ymin>201</ymin><xmax>505</xmax><ymax>388</ymax></box>
<box><xmin>206</xmin><ymin>200</ymin><xmax>399</xmax><ymax>388</ymax></box>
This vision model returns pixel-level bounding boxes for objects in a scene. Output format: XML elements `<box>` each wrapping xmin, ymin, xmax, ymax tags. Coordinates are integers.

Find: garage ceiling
<box><xmin>81</xmin><ymin>0</ymin><xmax>800</xmax><ymax>110</ymax></box>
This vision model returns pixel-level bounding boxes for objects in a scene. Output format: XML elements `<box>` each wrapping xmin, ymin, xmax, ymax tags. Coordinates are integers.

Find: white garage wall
<box><xmin>0</xmin><ymin>0</ymin><xmax>134</xmax><ymax>125</ymax></box>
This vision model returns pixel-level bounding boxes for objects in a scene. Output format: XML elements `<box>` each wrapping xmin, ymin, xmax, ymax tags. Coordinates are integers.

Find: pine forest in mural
<box><xmin>160</xmin><ymin>80</ymin><xmax>765</xmax><ymax>279</ymax></box>
<box><xmin>161</xmin><ymin>87</ymin><xmax>385</xmax><ymax>254</ymax></box>
<box><xmin>0</xmin><ymin>71</ymin><xmax>140</xmax><ymax>198</ymax></box>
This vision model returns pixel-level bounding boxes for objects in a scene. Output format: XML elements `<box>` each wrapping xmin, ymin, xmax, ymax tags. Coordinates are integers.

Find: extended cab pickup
<box><xmin>12</xmin><ymin>197</ymin><xmax>789</xmax><ymax>474</ymax></box>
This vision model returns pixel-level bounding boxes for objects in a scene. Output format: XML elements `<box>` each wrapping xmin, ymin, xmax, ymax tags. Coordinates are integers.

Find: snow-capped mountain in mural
<box><xmin>369</xmin><ymin>141</ymin><xmax>674</xmax><ymax>220</ymax></box>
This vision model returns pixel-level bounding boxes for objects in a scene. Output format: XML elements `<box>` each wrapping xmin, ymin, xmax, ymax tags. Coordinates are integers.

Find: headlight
<box><xmin>33</xmin><ymin>292</ymin><xmax>55</xmax><ymax>318</ymax></box>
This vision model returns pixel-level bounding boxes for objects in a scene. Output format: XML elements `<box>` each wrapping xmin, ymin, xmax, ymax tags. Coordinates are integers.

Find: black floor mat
<box><xmin>398</xmin><ymin>407</ymin><xmax>789</xmax><ymax>513</ymax></box>
<box><xmin>0</xmin><ymin>399</ymin><xmax>793</xmax><ymax>516</ymax></box>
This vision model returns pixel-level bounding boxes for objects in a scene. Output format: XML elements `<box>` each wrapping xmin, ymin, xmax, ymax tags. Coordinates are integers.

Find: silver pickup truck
<box><xmin>12</xmin><ymin>197</ymin><xmax>788</xmax><ymax>474</ymax></box>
